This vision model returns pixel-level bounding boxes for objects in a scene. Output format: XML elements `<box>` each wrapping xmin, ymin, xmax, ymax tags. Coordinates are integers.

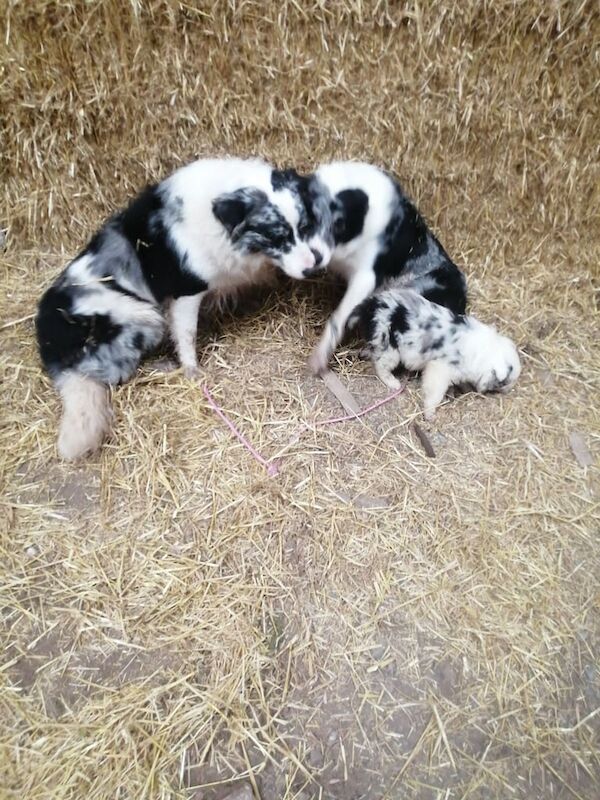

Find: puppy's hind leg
<box><xmin>168</xmin><ymin>293</ymin><xmax>206</xmax><ymax>378</ymax></box>
<box><xmin>421</xmin><ymin>360</ymin><xmax>453</xmax><ymax>420</ymax></box>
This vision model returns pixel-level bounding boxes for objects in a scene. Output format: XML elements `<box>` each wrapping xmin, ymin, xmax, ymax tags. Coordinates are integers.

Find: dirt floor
<box><xmin>1</xmin><ymin>2</ymin><xmax>599</xmax><ymax>799</ymax></box>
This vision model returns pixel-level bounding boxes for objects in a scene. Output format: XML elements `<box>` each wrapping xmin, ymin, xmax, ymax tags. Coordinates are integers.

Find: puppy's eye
<box><xmin>333</xmin><ymin>217</ymin><xmax>345</xmax><ymax>236</ymax></box>
<box><xmin>298</xmin><ymin>222</ymin><xmax>313</xmax><ymax>238</ymax></box>
<box><xmin>269</xmin><ymin>228</ymin><xmax>293</xmax><ymax>249</ymax></box>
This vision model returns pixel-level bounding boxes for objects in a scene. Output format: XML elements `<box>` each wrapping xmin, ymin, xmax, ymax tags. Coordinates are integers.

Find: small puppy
<box><xmin>354</xmin><ymin>288</ymin><xmax>521</xmax><ymax>419</ymax></box>
<box><xmin>301</xmin><ymin>161</ymin><xmax>468</xmax><ymax>374</ymax></box>
<box><xmin>36</xmin><ymin>157</ymin><xmax>330</xmax><ymax>460</ymax></box>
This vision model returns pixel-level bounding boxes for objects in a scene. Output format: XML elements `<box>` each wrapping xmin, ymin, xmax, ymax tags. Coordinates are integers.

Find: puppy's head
<box><xmin>271</xmin><ymin>169</ymin><xmax>335</xmax><ymax>274</ymax></box>
<box><xmin>212</xmin><ymin>186</ymin><xmax>319</xmax><ymax>279</ymax></box>
<box><xmin>475</xmin><ymin>332</ymin><xmax>521</xmax><ymax>394</ymax></box>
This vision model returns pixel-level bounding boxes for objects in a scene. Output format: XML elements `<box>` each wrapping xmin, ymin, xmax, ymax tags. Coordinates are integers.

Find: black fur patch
<box><xmin>373</xmin><ymin>192</ymin><xmax>429</xmax><ymax>284</ymax></box>
<box><xmin>356</xmin><ymin>295</ymin><xmax>385</xmax><ymax>344</ymax></box>
<box><xmin>218</xmin><ymin>199</ymin><xmax>247</xmax><ymax>232</ymax></box>
<box><xmin>332</xmin><ymin>189</ymin><xmax>369</xmax><ymax>244</ymax></box>
<box><xmin>357</xmin><ymin>180</ymin><xmax>469</xmax><ymax>315</ymax></box>
<box><xmin>389</xmin><ymin>303</ymin><xmax>409</xmax><ymax>346</ymax></box>
<box><xmin>271</xmin><ymin>168</ymin><xmax>299</xmax><ymax>192</ymax></box>
<box><xmin>117</xmin><ymin>185</ymin><xmax>208</xmax><ymax>301</ymax></box>
<box><xmin>36</xmin><ymin>286</ymin><xmax>122</xmax><ymax>375</ymax></box>
<box><xmin>296</xmin><ymin>177</ymin><xmax>327</xmax><ymax>239</ymax></box>
<box><xmin>421</xmin><ymin>264</ymin><xmax>467</xmax><ymax>316</ymax></box>
<box><xmin>106</xmin><ymin>277</ymin><xmax>147</xmax><ymax>302</ymax></box>
<box><xmin>80</xmin><ymin>230</ymin><xmax>104</xmax><ymax>257</ymax></box>
<box><xmin>212</xmin><ymin>188</ymin><xmax>268</xmax><ymax>235</ymax></box>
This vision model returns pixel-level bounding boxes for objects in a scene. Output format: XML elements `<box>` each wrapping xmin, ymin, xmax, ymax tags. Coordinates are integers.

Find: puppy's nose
<box><xmin>310</xmin><ymin>248</ymin><xmax>323</xmax><ymax>266</ymax></box>
<box><xmin>303</xmin><ymin>264</ymin><xmax>326</xmax><ymax>278</ymax></box>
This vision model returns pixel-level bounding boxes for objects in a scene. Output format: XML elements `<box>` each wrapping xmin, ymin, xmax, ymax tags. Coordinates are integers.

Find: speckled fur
<box><xmin>355</xmin><ymin>288</ymin><xmax>521</xmax><ymax>418</ymax></box>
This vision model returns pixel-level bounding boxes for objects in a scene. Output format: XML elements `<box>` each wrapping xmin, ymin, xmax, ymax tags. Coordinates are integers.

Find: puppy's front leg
<box><xmin>168</xmin><ymin>293</ymin><xmax>206</xmax><ymax>378</ymax></box>
<box><xmin>309</xmin><ymin>270</ymin><xmax>376</xmax><ymax>375</ymax></box>
<box><xmin>373</xmin><ymin>349</ymin><xmax>404</xmax><ymax>390</ymax></box>
<box><xmin>421</xmin><ymin>360</ymin><xmax>453</xmax><ymax>420</ymax></box>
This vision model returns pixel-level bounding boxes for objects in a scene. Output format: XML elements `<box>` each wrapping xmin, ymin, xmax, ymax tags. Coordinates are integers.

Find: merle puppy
<box><xmin>353</xmin><ymin>288</ymin><xmax>521</xmax><ymax>419</ymax></box>
<box><xmin>302</xmin><ymin>161</ymin><xmax>468</xmax><ymax>374</ymax></box>
<box><xmin>36</xmin><ymin>157</ymin><xmax>331</xmax><ymax>460</ymax></box>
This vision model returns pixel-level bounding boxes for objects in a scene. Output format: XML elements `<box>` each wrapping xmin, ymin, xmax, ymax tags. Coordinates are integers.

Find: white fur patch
<box><xmin>272</xmin><ymin>187</ymin><xmax>301</xmax><ymax>229</ymax></box>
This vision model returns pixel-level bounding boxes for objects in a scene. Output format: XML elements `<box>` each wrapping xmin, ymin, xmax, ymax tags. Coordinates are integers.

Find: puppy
<box><xmin>36</xmin><ymin>157</ymin><xmax>329</xmax><ymax>460</ymax></box>
<box><xmin>354</xmin><ymin>288</ymin><xmax>521</xmax><ymax>419</ymax></box>
<box><xmin>302</xmin><ymin>161</ymin><xmax>468</xmax><ymax>374</ymax></box>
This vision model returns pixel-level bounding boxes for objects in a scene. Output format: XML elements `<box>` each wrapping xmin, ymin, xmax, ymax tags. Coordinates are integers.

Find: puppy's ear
<box><xmin>271</xmin><ymin>168</ymin><xmax>301</xmax><ymax>191</ymax></box>
<box><xmin>212</xmin><ymin>188</ymin><xmax>267</xmax><ymax>236</ymax></box>
<box><xmin>331</xmin><ymin>189</ymin><xmax>369</xmax><ymax>244</ymax></box>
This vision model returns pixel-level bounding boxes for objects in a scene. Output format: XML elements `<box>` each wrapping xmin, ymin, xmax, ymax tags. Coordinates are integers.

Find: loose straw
<box><xmin>203</xmin><ymin>382</ymin><xmax>405</xmax><ymax>477</ymax></box>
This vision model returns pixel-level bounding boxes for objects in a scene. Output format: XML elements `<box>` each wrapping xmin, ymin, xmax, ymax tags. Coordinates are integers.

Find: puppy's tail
<box><xmin>55</xmin><ymin>372</ymin><xmax>112</xmax><ymax>460</ymax></box>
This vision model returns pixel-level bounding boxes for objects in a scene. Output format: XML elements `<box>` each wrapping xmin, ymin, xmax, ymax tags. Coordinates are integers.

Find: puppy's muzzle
<box><xmin>303</xmin><ymin>265</ymin><xmax>326</xmax><ymax>278</ymax></box>
<box><xmin>303</xmin><ymin>250</ymin><xmax>326</xmax><ymax>278</ymax></box>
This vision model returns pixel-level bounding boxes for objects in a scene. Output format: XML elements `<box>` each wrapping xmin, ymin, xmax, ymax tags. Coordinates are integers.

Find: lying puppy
<box><xmin>304</xmin><ymin>161</ymin><xmax>468</xmax><ymax>374</ymax></box>
<box><xmin>353</xmin><ymin>288</ymin><xmax>521</xmax><ymax>419</ymax></box>
<box><xmin>36</xmin><ymin>157</ymin><xmax>330</xmax><ymax>460</ymax></box>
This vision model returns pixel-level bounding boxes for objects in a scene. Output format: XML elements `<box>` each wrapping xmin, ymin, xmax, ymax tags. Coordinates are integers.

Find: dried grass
<box><xmin>1</xmin><ymin>2</ymin><xmax>599</xmax><ymax>798</ymax></box>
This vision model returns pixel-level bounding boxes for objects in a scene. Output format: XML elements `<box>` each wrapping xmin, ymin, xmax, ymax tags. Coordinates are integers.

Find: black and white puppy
<box><xmin>304</xmin><ymin>161</ymin><xmax>468</xmax><ymax>374</ymax></box>
<box><xmin>36</xmin><ymin>157</ymin><xmax>330</xmax><ymax>460</ymax></box>
<box><xmin>354</xmin><ymin>288</ymin><xmax>521</xmax><ymax>419</ymax></box>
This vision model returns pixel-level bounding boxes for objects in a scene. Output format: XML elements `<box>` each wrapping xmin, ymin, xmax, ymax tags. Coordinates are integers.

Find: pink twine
<box><xmin>203</xmin><ymin>381</ymin><xmax>405</xmax><ymax>478</ymax></box>
<box><xmin>202</xmin><ymin>385</ymin><xmax>280</xmax><ymax>477</ymax></box>
<box><xmin>312</xmin><ymin>383</ymin><xmax>406</xmax><ymax>426</ymax></box>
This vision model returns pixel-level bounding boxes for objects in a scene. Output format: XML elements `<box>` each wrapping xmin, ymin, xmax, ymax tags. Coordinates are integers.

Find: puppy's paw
<box><xmin>423</xmin><ymin>407</ymin><xmax>436</xmax><ymax>422</ymax></box>
<box><xmin>381</xmin><ymin>374</ymin><xmax>403</xmax><ymax>391</ymax></box>
<box><xmin>183</xmin><ymin>364</ymin><xmax>200</xmax><ymax>380</ymax></box>
<box><xmin>147</xmin><ymin>357</ymin><xmax>178</xmax><ymax>374</ymax></box>
<box><xmin>308</xmin><ymin>347</ymin><xmax>329</xmax><ymax>376</ymax></box>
